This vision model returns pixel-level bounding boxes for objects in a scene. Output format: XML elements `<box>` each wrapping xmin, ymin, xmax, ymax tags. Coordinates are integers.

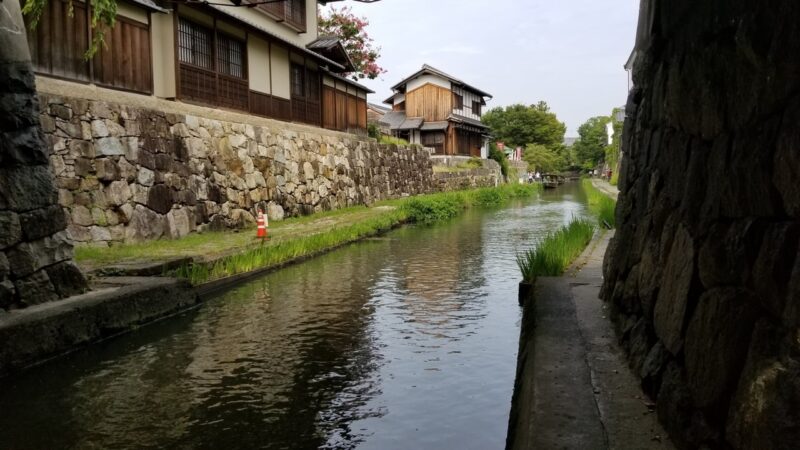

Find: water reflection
<box><xmin>0</xmin><ymin>183</ymin><xmax>590</xmax><ymax>450</ymax></box>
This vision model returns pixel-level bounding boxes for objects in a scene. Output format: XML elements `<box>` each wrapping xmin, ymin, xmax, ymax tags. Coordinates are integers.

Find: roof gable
<box><xmin>390</xmin><ymin>64</ymin><xmax>492</xmax><ymax>99</ymax></box>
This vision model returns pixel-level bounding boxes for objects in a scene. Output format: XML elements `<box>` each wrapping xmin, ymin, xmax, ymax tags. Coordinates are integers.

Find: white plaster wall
<box><xmin>407</xmin><ymin>74</ymin><xmax>451</xmax><ymax>92</ymax></box>
<box><xmin>213</xmin><ymin>0</ymin><xmax>317</xmax><ymax>48</ymax></box>
<box><xmin>393</xmin><ymin>93</ymin><xmax>405</xmax><ymax>106</ymax></box>
<box><xmin>271</xmin><ymin>45</ymin><xmax>291</xmax><ymax>99</ymax></box>
<box><xmin>452</xmin><ymin>86</ymin><xmax>484</xmax><ymax>120</ymax></box>
<box><xmin>117</xmin><ymin>2</ymin><xmax>147</xmax><ymax>24</ymax></box>
<box><xmin>248</xmin><ymin>36</ymin><xmax>271</xmax><ymax>94</ymax></box>
<box><xmin>151</xmin><ymin>12</ymin><xmax>176</xmax><ymax>98</ymax></box>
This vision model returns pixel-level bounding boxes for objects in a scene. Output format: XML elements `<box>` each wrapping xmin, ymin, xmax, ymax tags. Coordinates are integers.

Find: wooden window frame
<box><xmin>472</xmin><ymin>100</ymin><xmax>481</xmax><ymax>116</ymax></box>
<box><xmin>453</xmin><ymin>93</ymin><xmax>463</xmax><ymax>110</ymax></box>
<box><xmin>216</xmin><ymin>31</ymin><xmax>246</xmax><ymax>79</ymax></box>
<box><xmin>258</xmin><ymin>0</ymin><xmax>307</xmax><ymax>33</ymax></box>
<box><xmin>177</xmin><ymin>18</ymin><xmax>214</xmax><ymax>70</ymax></box>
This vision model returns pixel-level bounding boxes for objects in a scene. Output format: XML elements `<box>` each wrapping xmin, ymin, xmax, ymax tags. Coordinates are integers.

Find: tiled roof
<box><xmin>390</xmin><ymin>64</ymin><xmax>492</xmax><ymax>98</ymax></box>
<box><xmin>420</xmin><ymin>121</ymin><xmax>449</xmax><ymax>131</ymax></box>
<box><xmin>398</xmin><ymin>117</ymin><xmax>424</xmax><ymax>130</ymax></box>
<box><xmin>379</xmin><ymin>111</ymin><xmax>407</xmax><ymax>129</ymax></box>
<box><xmin>448</xmin><ymin>114</ymin><xmax>489</xmax><ymax>129</ymax></box>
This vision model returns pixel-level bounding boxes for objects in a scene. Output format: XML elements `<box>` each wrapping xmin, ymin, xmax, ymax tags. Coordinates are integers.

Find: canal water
<box><xmin>0</xmin><ymin>183</ymin><xmax>590</xmax><ymax>450</ymax></box>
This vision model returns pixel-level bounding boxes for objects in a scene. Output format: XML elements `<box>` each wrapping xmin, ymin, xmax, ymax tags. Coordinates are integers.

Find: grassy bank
<box><xmin>516</xmin><ymin>219</ymin><xmax>595</xmax><ymax>283</ymax></box>
<box><xmin>79</xmin><ymin>183</ymin><xmax>541</xmax><ymax>285</ymax></box>
<box><xmin>403</xmin><ymin>183</ymin><xmax>541</xmax><ymax>224</ymax></box>
<box><xmin>581</xmin><ymin>179</ymin><xmax>616</xmax><ymax>228</ymax></box>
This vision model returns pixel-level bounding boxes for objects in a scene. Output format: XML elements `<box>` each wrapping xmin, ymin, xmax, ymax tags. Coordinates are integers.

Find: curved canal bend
<box><xmin>1</xmin><ymin>183</ymin><xmax>591</xmax><ymax>450</ymax></box>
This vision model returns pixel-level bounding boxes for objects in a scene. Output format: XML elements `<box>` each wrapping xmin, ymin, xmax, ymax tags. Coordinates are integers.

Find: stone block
<box><xmin>118</xmin><ymin>157</ymin><xmax>137</xmax><ymax>182</ymax></box>
<box><xmin>684</xmin><ymin>288</ymin><xmax>757</xmax><ymax>410</ymax></box>
<box><xmin>88</xmin><ymin>226</ymin><xmax>111</xmax><ymax>241</ymax></box>
<box><xmin>137</xmin><ymin>167</ymin><xmax>155</xmax><ymax>187</ymax></box>
<box><xmin>0</xmin><ymin>252</ymin><xmax>8</xmax><ymax>279</ymax></box>
<box><xmin>0</xmin><ymin>165</ymin><xmax>56</xmax><ymax>212</ymax></box>
<box><xmin>45</xmin><ymin>261</ymin><xmax>87</xmax><ymax>298</ymax></box>
<box><xmin>125</xmin><ymin>205</ymin><xmax>165</xmax><ymax>242</ymax></box>
<box><xmin>69</xmin><ymin>140</ymin><xmax>94</xmax><ymax>158</ymax></box>
<box><xmin>147</xmin><ymin>184</ymin><xmax>173</xmax><ymax>214</ymax></box>
<box><xmin>653</xmin><ymin>224</ymin><xmax>695</xmax><ymax>355</ymax></box>
<box><xmin>0</xmin><ymin>211</ymin><xmax>21</xmax><ymax>250</ymax></box>
<box><xmin>166</xmin><ymin>208</ymin><xmax>192</xmax><ymax>239</ymax></box>
<box><xmin>726</xmin><ymin>319</ymin><xmax>800</xmax><ymax>450</ymax></box>
<box><xmin>66</xmin><ymin>224</ymin><xmax>91</xmax><ymax>242</ymax></box>
<box><xmin>105</xmin><ymin>119</ymin><xmax>125</xmax><ymax>137</ymax></box>
<box><xmin>14</xmin><ymin>269</ymin><xmax>58</xmax><ymax>307</ymax></box>
<box><xmin>749</xmin><ymin>222</ymin><xmax>799</xmax><ymax>318</ymax></box>
<box><xmin>91</xmin><ymin>207</ymin><xmax>107</xmax><ymax>226</ymax></box>
<box><xmin>19</xmin><ymin>205</ymin><xmax>67</xmax><ymax>241</ymax></box>
<box><xmin>94</xmin><ymin>137</ymin><xmax>125</xmax><ymax>156</ymax></box>
<box><xmin>5</xmin><ymin>231</ymin><xmax>73</xmax><ymax>278</ymax></box>
<box><xmin>96</xmin><ymin>157</ymin><xmax>119</xmax><ymax>181</ymax></box>
<box><xmin>0</xmin><ymin>279</ymin><xmax>15</xmax><ymax>310</ymax></box>
<box><xmin>90</xmin><ymin>119</ymin><xmax>109</xmax><ymax>138</ymax></box>
<box><xmin>104</xmin><ymin>181</ymin><xmax>132</xmax><ymax>207</ymax></box>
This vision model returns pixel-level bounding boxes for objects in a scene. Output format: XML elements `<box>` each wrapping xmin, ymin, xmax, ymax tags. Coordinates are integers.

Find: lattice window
<box><xmin>472</xmin><ymin>100</ymin><xmax>482</xmax><ymax>116</ymax></box>
<box><xmin>217</xmin><ymin>34</ymin><xmax>245</xmax><ymax>78</ymax></box>
<box><xmin>453</xmin><ymin>93</ymin><xmax>463</xmax><ymax>110</ymax></box>
<box><xmin>291</xmin><ymin>63</ymin><xmax>305</xmax><ymax>97</ymax></box>
<box><xmin>285</xmin><ymin>0</ymin><xmax>306</xmax><ymax>29</ymax></box>
<box><xmin>178</xmin><ymin>19</ymin><xmax>213</xmax><ymax>69</ymax></box>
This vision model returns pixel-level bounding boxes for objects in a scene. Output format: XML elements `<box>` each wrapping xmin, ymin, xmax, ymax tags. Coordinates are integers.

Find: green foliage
<box><xmin>481</xmin><ymin>102</ymin><xmax>566</xmax><ymax>150</ymax></box>
<box><xmin>23</xmin><ymin>0</ymin><xmax>117</xmax><ymax>59</ymax></box>
<box><xmin>523</xmin><ymin>143</ymin><xmax>564</xmax><ymax>173</ymax></box>
<box><xmin>488</xmin><ymin>144</ymin><xmax>509</xmax><ymax>177</ymax></box>
<box><xmin>403</xmin><ymin>194</ymin><xmax>466</xmax><ymax>224</ymax></box>
<box><xmin>367</xmin><ymin>123</ymin><xmax>381</xmax><ymax>139</ymax></box>
<box><xmin>516</xmin><ymin>219</ymin><xmax>595</xmax><ymax>282</ymax></box>
<box><xmin>379</xmin><ymin>135</ymin><xmax>409</xmax><ymax>145</ymax></box>
<box><xmin>573</xmin><ymin>116</ymin><xmax>611</xmax><ymax>169</ymax></box>
<box><xmin>175</xmin><ymin>211</ymin><xmax>405</xmax><ymax>284</ymax></box>
<box><xmin>581</xmin><ymin>179</ymin><xmax>616</xmax><ymax>228</ymax></box>
<box><xmin>609</xmin><ymin>171</ymin><xmax>619</xmax><ymax>186</ymax></box>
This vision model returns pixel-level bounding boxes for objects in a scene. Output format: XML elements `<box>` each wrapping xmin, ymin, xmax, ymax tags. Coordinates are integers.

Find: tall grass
<box><xmin>581</xmin><ymin>179</ymin><xmax>616</xmax><ymax>228</ymax></box>
<box><xmin>516</xmin><ymin>219</ymin><xmax>595</xmax><ymax>282</ymax></box>
<box><xmin>175</xmin><ymin>209</ymin><xmax>406</xmax><ymax>284</ymax></box>
<box><xmin>175</xmin><ymin>183</ymin><xmax>541</xmax><ymax>284</ymax></box>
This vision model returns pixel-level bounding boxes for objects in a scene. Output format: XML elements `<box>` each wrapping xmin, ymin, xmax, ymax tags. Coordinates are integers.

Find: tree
<box><xmin>481</xmin><ymin>103</ymin><xmax>566</xmax><ymax>150</ymax></box>
<box><xmin>318</xmin><ymin>6</ymin><xmax>386</xmax><ymax>81</ymax></box>
<box><xmin>573</xmin><ymin>116</ymin><xmax>611</xmax><ymax>169</ymax></box>
<box><xmin>23</xmin><ymin>0</ymin><xmax>117</xmax><ymax>58</ymax></box>
<box><xmin>523</xmin><ymin>144</ymin><xmax>563</xmax><ymax>173</ymax></box>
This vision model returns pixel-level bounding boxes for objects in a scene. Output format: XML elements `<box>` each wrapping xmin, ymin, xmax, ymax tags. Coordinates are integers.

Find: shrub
<box><xmin>379</xmin><ymin>135</ymin><xmax>409</xmax><ymax>145</ymax></box>
<box><xmin>488</xmin><ymin>145</ymin><xmax>509</xmax><ymax>177</ymax></box>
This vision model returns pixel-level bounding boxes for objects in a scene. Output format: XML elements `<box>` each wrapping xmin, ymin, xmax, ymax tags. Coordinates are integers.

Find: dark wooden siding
<box><xmin>322</xmin><ymin>85</ymin><xmax>367</xmax><ymax>134</ymax></box>
<box><xmin>26</xmin><ymin>0</ymin><xmax>152</xmax><ymax>94</ymax></box>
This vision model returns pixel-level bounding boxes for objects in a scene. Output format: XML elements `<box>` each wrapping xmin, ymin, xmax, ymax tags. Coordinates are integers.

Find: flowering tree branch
<box><xmin>318</xmin><ymin>6</ymin><xmax>386</xmax><ymax>81</ymax></box>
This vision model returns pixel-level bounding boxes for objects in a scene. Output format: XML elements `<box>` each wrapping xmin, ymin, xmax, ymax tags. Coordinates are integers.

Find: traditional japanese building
<box><xmin>381</xmin><ymin>64</ymin><xmax>492</xmax><ymax>157</ymax></box>
<box><xmin>24</xmin><ymin>0</ymin><xmax>370</xmax><ymax>133</ymax></box>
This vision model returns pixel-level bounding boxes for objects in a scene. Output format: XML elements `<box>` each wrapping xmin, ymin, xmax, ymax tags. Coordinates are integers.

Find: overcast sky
<box><xmin>323</xmin><ymin>0</ymin><xmax>639</xmax><ymax>135</ymax></box>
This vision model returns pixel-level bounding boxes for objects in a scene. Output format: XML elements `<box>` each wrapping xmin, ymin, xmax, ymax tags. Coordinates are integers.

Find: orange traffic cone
<box><xmin>256</xmin><ymin>210</ymin><xmax>269</xmax><ymax>240</ymax></box>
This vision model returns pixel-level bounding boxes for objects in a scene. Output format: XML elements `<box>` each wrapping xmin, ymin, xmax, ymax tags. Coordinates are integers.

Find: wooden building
<box><xmin>380</xmin><ymin>64</ymin><xmax>492</xmax><ymax>156</ymax></box>
<box><xmin>24</xmin><ymin>0</ymin><xmax>371</xmax><ymax>134</ymax></box>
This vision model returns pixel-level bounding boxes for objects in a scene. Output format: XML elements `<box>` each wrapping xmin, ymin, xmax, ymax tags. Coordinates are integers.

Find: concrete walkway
<box><xmin>591</xmin><ymin>178</ymin><xmax>620</xmax><ymax>200</ymax></box>
<box><xmin>508</xmin><ymin>231</ymin><xmax>673</xmax><ymax>449</ymax></box>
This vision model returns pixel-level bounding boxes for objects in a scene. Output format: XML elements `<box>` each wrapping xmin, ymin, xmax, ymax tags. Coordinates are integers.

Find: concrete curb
<box><xmin>0</xmin><ymin>277</ymin><xmax>199</xmax><ymax>377</ymax></box>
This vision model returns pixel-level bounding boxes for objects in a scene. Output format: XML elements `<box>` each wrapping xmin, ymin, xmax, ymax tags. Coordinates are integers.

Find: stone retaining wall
<box><xmin>0</xmin><ymin>1</ymin><xmax>88</xmax><ymax>311</ymax></box>
<box><xmin>39</xmin><ymin>93</ymin><xmax>437</xmax><ymax>245</ymax></box>
<box><xmin>602</xmin><ymin>1</ymin><xmax>799</xmax><ymax>448</ymax></box>
<box><xmin>430</xmin><ymin>155</ymin><xmax>502</xmax><ymax>191</ymax></box>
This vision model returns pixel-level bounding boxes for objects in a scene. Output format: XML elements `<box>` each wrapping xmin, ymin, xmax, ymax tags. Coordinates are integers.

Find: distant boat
<box><xmin>542</xmin><ymin>174</ymin><xmax>559</xmax><ymax>189</ymax></box>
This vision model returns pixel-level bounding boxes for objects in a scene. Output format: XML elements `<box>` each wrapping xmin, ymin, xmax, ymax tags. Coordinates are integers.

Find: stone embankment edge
<box><xmin>0</xmin><ymin>276</ymin><xmax>198</xmax><ymax>377</ymax></box>
<box><xmin>505</xmin><ymin>228</ymin><xmax>608</xmax><ymax>449</ymax></box>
